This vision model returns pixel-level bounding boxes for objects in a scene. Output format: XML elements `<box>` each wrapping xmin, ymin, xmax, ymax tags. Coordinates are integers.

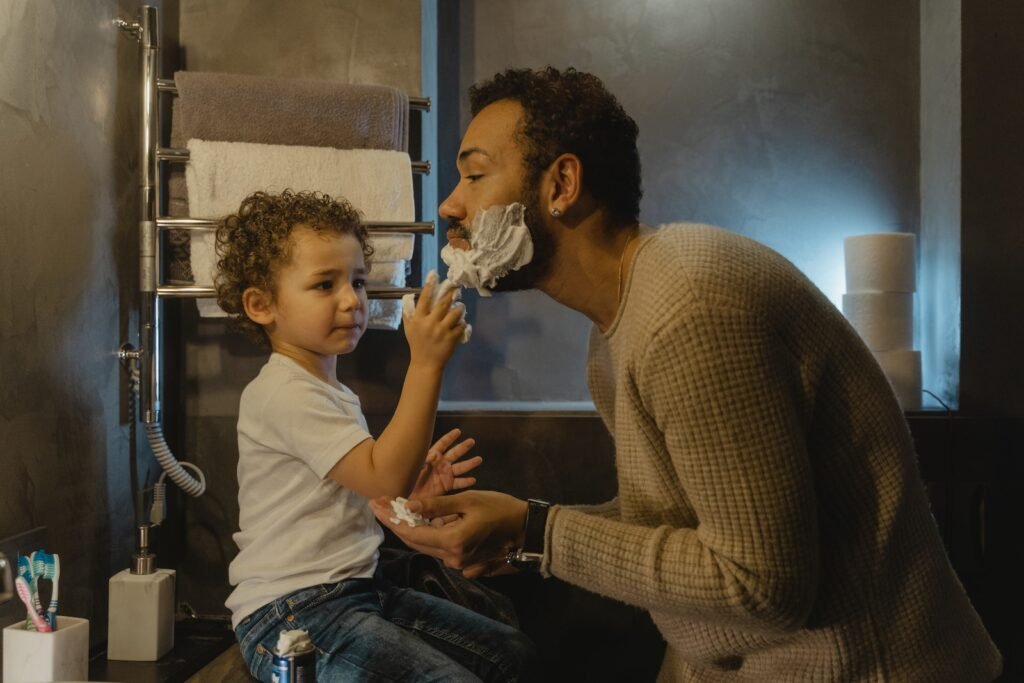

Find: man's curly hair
<box><xmin>469</xmin><ymin>66</ymin><xmax>642</xmax><ymax>224</ymax></box>
<box><xmin>214</xmin><ymin>189</ymin><xmax>371</xmax><ymax>344</ymax></box>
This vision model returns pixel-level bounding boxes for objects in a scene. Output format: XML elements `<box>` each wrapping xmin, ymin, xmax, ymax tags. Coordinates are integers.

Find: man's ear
<box><xmin>545</xmin><ymin>153</ymin><xmax>583</xmax><ymax>216</ymax></box>
<box><xmin>242</xmin><ymin>287</ymin><xmax>274</xmax><ymax>325</ymax></box>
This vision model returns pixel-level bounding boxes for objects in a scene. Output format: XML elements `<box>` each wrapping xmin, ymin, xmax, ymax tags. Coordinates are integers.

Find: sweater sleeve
<box><xmin>543</xmin><ymin>303</ymin><xmax>819</xmax><ymax>634</ymax></box>
<box><xmin>564</xmin><ymin>497</ymin><xmax>620</xmax><ymax>520</ymax></box>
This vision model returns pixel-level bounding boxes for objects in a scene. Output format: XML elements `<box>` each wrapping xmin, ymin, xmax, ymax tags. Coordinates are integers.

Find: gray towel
<box><xmin>165</xmin><ymin>70</ymin><xmax>410</xmax><ymax>283</ymax></box>
<box><xmin>169</xmin><ymin>70</ymin><xmax>408</xmax><ymax>151</ymax></box>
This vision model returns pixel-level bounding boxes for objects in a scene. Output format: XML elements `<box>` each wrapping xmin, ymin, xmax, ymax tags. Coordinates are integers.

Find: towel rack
<box><xmin>157</xmin><ymin>147</ymin><xmax>430</xmax><ymax>175</ymax></box>
<box><xmin>156</xmin><ymin>78</ymin><xmax>431</xmax><ymax>111</ymax></box>
<box><xmin>116</xmin><ymin>5</ymin><xmax>433</xmax><ymax>465</ymax></box>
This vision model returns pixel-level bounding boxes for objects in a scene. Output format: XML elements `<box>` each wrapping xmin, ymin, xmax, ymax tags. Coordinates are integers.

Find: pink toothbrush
<box><xmin>14</xmin><ymin>576</ymin><xmax>52</xmax><ymax>633</ymax></box>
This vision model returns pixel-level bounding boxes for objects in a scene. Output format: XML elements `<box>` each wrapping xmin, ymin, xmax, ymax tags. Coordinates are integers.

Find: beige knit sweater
<box><xmin>541</xmin><ymin>225</ymin><xmax>1002</xmax><ymax>682</ymax></box>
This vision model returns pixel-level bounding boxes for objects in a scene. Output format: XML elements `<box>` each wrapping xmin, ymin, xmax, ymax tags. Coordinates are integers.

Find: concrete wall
<box><xmin>0</xmin><ymin>0</ymin><xmax>178</xmax><ymax>649</ymax></box>
<box><xmin>445</xmin><ymin>0</ymin><xmax>921</xmax><ymax>403</ymax></box>
<box><xmin>961</xmin><ymin>3</ymin><xmax>1024</xmax><ymax>417</ymax></box>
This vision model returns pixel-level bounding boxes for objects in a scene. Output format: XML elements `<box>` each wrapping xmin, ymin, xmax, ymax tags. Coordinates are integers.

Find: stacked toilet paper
<box><xmin>842</xmin><ymin>233</ymin><xmax>921</xmax><ymax>410</ymax></box>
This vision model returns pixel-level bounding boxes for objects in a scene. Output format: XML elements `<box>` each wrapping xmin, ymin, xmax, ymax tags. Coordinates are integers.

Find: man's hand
<box><xmin>409</xmin><ymin>428</ymin><xmax>481</xmax><ymax>500</ymax></box>
<box><xmin>370</xmin><ymin>490</ymin><xmax>529</xmax><ymax>578</ymax></box>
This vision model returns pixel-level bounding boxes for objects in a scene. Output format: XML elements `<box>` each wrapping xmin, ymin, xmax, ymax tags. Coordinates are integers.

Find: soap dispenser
<box><xmin>107</xmin><ymin>524</ymin><xmax>176</xmax><ymax>661</ymax></box>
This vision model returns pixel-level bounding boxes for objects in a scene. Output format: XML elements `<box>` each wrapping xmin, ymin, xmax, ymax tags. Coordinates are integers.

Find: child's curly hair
<box><xmin>215</xmin><ymin>189</ymin><xmax>373</xmax><ymax>344</ymax></box>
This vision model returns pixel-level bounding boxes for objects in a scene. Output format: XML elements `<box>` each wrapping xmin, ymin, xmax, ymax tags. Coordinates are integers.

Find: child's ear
<box><xmin>242</xmin><ymin>287</ymin><xmax>274</xmax><ymax>325</ymax></box>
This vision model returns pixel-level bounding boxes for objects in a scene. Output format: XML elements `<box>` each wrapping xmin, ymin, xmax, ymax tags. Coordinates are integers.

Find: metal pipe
<box><xmin>157</xmin><ymin>285</ymin><xmax>422</xmax><ymax>300</ymax></box>
<box><xmin>137</xmin><ymin>5</ymin><xmax>159</xmax><ymax>424</ymax></box>
<box><xmin>155</xmin><ymin>78</ymin><xmax>431</xmax><ymax>111</ymax></box>
<box><xmin>156</xmin><ymin>217</ymin><xmax>436</xmax><ymax>234</ymax></box>
<box><xmin>156</xmin><ymin>147</ymin><xmax>430</xmax><ymax>174</ymax></box>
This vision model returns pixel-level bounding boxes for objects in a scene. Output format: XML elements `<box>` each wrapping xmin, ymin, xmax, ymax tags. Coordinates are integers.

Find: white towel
<box><xmin>368</xmin><ymin>260</ymin><xmax>408</xmax><ymax>287</ymax></box>
<box><xmin>368</xmin><ymin>300</ymin><xmax>404</xmax><ymax>330</ymax></box>
<box><xmin>185</xmin><ymin>140</ymin><xmax>415</xmax><ymax>322</ymax></box>
<box><xmin>186</xmin><ymin>139</ymin><xmax>414</xmax><ymax>220</ymax></box>
<box><xmin>368</xmin><ymin>234</ymin><xmax>415</xmax><ymax>261</ymax></box>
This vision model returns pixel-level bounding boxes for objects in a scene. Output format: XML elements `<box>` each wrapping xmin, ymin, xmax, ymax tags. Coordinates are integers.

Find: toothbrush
<box><xmin>45</xmin><ymin>554</ymin><xmax>60</xmax><ymax>630</ymax></box>
<box><xmin>14</xmin><ymin>577</ymin><xmax>52</xmax><ymax>633</ymax></box>
<box><xmin>31</xmin><ymin>550</ymin><xmax>59</xmax><ymax>629</ymax></box>
<box><xmin>17</xmin><ymin>554</ymin><xmax>45</xmax><ymax>619</ymax></box>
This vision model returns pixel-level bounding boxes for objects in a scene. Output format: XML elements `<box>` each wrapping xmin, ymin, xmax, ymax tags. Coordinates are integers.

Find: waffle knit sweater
<box><xmin>541</xmin><ymin>225</ymin><xmax>1001</xmax><ymax>682</ymax></box>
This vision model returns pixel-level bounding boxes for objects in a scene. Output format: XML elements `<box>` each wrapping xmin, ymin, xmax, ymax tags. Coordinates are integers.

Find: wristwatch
<box><xmin>506</xmin><ymin>499</ymin><xmax>551</xmax><ymax>571</ymax></box>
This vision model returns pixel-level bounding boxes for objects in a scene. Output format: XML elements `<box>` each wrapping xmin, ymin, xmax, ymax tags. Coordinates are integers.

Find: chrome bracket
<box><xmin>114</xmin><ymin>17</ymin><xmax>142</xmax><ymax>41</ymax></box>
<box><xmin>119</xmin><ymin>342</ymin><xmax>142</xmax><ymax>368</ymax></box>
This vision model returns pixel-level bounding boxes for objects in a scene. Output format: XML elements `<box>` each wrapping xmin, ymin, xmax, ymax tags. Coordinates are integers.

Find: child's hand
<box><xmin>409</xmin><ymin>428</ymin><xmax>481</xmax><ymax>500</ymax></box>
<box><xmin>403</xmin><ymin>275</ymin><xmax>467</xmax><ymax>370</ymax></box>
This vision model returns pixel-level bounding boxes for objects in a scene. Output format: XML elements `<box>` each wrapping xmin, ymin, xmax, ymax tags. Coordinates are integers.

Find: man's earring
<box><xmin>550</xmin><ymin>208</ymin><xmax>561</xmax><ymax>217</ymax></box>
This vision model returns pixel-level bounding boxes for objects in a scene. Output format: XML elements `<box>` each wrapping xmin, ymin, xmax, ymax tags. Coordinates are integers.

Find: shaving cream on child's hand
<box><xmin>388</xmin><ymin>497</ymin><xmax>429</xmax><ymax>527</ymax></box>
<box><xmin>401</xmin><ymin>272</ymin><xmax>472</xmax><ymax>343</ymax></box>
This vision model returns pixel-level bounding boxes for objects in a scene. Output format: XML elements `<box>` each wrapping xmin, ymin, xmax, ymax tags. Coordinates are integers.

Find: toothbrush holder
<box><xmin>3</xmin><ymin>616</ymin><xmax>89</xmax><ymax>682</ymax></box>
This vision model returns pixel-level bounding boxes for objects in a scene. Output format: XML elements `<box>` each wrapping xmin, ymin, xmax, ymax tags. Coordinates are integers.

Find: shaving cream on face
<box><xmin>440</xmin><ymin>203</ymin><xmax>534</xmax><ymax>296</ymax></box>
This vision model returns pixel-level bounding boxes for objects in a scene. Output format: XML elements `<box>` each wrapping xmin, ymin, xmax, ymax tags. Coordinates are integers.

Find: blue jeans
<box><xmin>235</xmin><ymin>572</ymin><xmax>539</xmax><ymax>682</ymax></box>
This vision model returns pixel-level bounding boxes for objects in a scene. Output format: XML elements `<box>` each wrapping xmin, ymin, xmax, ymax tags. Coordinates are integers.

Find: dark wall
<box><xmin>0</xmin><ymin>0</ymin><xmax>178</xmax><ymax>652</ymax></box>
<box><xmin>910</xmin><ymin>415</ymin><xmax>1024</xmax><ymax>681</ymax></box>
<box><xmin>960</xmin><ymin>3</ymin><xmax>1024</xmax><ymax>418</ymax></box>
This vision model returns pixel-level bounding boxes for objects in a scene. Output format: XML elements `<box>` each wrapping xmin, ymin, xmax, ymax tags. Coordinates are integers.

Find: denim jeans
<box><xmin>235</xmin><ymin>572</ymin><xmax>539</xmax><ymax>682</ymax></box>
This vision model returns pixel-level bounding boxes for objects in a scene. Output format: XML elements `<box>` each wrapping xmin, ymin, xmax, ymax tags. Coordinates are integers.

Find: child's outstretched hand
<box><xmin>409</xmin><ymin>428</ymin><xmax>481</xmax><ymax>500</ymax></box>
<box><xmin>403</xmin><ymin>273</ymin><xmax>466</xmax><ymax>369</ymax></box>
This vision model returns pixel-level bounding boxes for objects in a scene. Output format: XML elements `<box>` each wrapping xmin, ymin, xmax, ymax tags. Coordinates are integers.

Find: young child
<box><xmin>215</xmin><ymin>190</ymin><xmax>537</xmax><ymax>682</ymax></box>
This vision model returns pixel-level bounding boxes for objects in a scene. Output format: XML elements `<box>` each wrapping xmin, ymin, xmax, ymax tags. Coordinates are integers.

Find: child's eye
<box><xmin>315</xmin><ymin>280</ymin><xmax>333</xmax><ymax>291</ymax></box>
<box><xmin>465</xmin><ymin>174</ymin><xmax>483</xmax><ymax>183</ymax></box>
<box><xmin>352</xmin><ymin>278</ymin><xmax>367</xmax><ymax>290</ymax></box>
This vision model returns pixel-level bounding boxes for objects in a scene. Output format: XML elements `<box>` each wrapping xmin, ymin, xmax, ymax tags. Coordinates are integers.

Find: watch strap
<box><xmin>506</xmin><ymin>499</ymin><xmax>551</xmax><ymax>570</ymax></box>
<box><xmin>521</xmin><ymin>498</ymin><xmax>551</xmax><ymax>555</ymax></box>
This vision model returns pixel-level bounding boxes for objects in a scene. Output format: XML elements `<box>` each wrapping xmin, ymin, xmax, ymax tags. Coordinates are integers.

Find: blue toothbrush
<box><xmin>30</xmin><ymin>550</ymin><xmax>60</xmax><ymax>630</ymax></box>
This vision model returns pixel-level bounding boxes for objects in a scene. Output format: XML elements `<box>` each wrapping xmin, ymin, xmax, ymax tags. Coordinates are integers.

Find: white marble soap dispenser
<box><xmin>107</xmin><ymin>524</ymin><xmax>175</xmax><ymax>661</ymax></box>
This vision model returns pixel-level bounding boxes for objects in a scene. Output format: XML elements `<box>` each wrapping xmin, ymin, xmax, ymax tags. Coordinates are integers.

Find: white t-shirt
<box><xmin>225</xmin><ymin>353</ymin><xmax>383</xmax><ymax>628</ymax></box>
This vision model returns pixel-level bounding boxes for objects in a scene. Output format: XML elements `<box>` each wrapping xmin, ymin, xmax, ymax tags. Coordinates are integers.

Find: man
<box><xmin>372</xmin><ymin>66</ymin><xmax>1002</xmax><ymax>681</ymax></box>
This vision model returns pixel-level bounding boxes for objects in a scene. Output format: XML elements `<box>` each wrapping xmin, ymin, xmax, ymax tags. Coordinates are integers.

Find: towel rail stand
<box><xmin>117</xmin><ymin>4</ymin><xmax>432</xmax><ymax>443</ymax></box>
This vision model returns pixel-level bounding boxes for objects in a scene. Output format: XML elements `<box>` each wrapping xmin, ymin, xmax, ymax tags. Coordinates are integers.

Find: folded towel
<box><xmin>368</xmin><ymin>300</ymin><xmax>404</xmax><ymax>331</ymax></box>
<box><xmin>185</xmin><ymin>140</ymin><xmax>416</xmax><ymax>318</ymax></box>
<box><xmin>186</xmin><ymin>139</ymin><xmax>414</xmax><ymax>220</ymax></box>
<box><xmin>166</xmin><ymin>70</ymin><xmax>410</xmax><ymax>276</ymax></box>
<box><xmin>368</xmin><ymin>234</ymin><xmax>416</xmax><ymax>261</ymax></box>
<box><xmin>368</xmin><ymin>260</ymin><xmax>408</xmax><ymax>287</ymax></box>
<box><xmin>171</xmin><ymin>71</ymin><xmax>408</xmax><ymax>151</ymax></box>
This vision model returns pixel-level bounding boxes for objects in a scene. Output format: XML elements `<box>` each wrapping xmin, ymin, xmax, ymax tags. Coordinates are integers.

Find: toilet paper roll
<box><xmin>844</xmin><ymin>232</ymin><xmax>916</xmax><ymax>293</ymax></box>
<box><xmin>873</xmin><ymin>349</ymin><xmax>922</xmax><ymax>411</ymax></box>
<box><xmin>842</xmin><ymin>292</ymin><xmax>914</xmax><ymax>351</ymax></box>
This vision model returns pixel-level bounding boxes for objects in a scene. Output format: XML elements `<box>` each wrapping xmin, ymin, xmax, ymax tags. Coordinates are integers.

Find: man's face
<box><xmin>439</xmin><ymin>99</ymin><xmax>554</xmax><ymax>291</ymax></box>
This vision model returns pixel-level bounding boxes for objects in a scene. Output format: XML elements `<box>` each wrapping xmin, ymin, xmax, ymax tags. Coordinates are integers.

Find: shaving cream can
<box><xmin>271</xmin><ymin>643</ymin><xmax>316</xmax><ymax>683</ymax></box>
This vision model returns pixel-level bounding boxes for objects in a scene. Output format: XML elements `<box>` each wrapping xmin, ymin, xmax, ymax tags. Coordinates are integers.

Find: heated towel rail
<box><xmin>116</xmin><ymin>5</ymin><xmax>434</xmax><ymax>495</ymax></box>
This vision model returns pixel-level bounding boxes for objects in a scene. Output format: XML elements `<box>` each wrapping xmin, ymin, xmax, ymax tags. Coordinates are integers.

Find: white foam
<box><xmin>401</xmin><ymin>272</ymin><xmax>473</xmax><ymax>343</ymax></box>
<box><xmin>388</xmin><ymin>497</ymin><xmax>429</xmax><ymax>527</ymax></box>
<box><xmin>276</xmin><ymin>628</ymin><xmax>312</xmax><ymax>655</ymax></box>
<box><xmin>440</xmin><ymin>203</ymin><xmax>534</xmax><ymax>296</ymax></box>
